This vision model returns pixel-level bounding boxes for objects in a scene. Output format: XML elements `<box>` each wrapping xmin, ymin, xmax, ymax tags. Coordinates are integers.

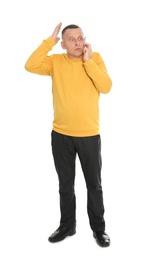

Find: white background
<box><xmin>0</xmin><ymin>0</ymin><xmax>147</xmax><ymax>259</ymax></box>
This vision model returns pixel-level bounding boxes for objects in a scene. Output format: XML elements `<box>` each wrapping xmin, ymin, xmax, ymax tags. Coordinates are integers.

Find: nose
<box><xmin>75</xmin><ymin>40</ymin><xmax>80</xmax><ymax>45</ymax></box>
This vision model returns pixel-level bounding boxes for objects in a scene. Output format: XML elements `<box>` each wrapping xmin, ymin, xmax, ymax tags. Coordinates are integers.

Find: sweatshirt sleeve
<box><xmin>24</xmin><ymin>37</ymin><xmax>56</xmax><ymax>75</ymax></box>
<box><xmin>83</xmin><ymin>53</ymin><xmax>112</xmax><ymax>94</ymax></box>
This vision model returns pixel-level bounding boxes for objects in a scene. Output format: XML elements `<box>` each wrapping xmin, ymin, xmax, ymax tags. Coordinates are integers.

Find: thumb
<box><xmin>56</xmin><ymin>37</ymin><xmax>60</xmax><ymax>43</ymax></box>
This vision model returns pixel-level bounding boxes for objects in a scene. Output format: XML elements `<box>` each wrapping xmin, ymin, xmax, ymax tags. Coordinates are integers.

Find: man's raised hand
<box><xmin>51</xmin><ymin>23</ymin><xmax>62</xmax><ymax>43</ymax></box>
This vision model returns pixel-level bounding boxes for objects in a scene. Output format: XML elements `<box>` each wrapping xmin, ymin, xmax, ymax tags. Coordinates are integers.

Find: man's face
<box><xmin>61</xmin><ymin>28</ymin><xmax>85</xmax><ymax>59</ymax></box>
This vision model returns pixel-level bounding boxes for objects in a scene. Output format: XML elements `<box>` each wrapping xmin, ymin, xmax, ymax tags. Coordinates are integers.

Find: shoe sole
<box><xmin>48</xmin><ymin>229</ymin><xmax>76</xmax><ymax>243</ymax></box>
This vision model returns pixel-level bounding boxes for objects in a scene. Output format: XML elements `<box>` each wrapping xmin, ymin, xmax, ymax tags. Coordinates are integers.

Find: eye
<box><xmin>78</xmin><ymin>37</ymin><xmax>84</xmax><ymax>41</ymax></box>
<box><xmin>69</xmin><ymin>37</ymin><xmax>74</xmax><ymax>42</ymax></box>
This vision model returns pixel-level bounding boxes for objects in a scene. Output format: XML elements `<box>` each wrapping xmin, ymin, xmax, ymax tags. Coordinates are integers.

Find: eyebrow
<box><xmin>68</xmin><ymin>35</ymin><xmax>83</xmax><ymax>38</ymax></box>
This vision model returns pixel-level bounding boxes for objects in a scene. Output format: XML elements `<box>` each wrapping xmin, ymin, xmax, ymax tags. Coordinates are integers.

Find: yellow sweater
<box><xmin>25</xmin><ymin>37</ymin><xmax>112</xmax><ymax>137</ymax></box>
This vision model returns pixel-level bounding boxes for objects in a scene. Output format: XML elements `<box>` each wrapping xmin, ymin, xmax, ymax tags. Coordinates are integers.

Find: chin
<box><xmin>75</xmin><ymin>51</ymin><xmax>83</xmax><ymax>58</ymax></box>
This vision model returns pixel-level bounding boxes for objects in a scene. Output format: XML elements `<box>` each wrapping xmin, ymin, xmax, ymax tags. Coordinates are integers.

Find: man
<box><xmin>25</xmin><ymin>22</ymin><xmax>112</xmax><ymax>247</ymax></box>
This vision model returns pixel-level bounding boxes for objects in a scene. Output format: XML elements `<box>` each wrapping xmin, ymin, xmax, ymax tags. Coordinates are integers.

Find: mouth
<box><xmin>74</xmin><ymin>47</ymin><xmax>82</xmax><ymax>51</ymax></box>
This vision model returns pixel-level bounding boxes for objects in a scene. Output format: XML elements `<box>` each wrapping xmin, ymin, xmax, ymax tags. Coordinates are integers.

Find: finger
<box><xmin>58</xmin><ymin>22</ymin><xmax>62</xmax><ymax>27</ymax></box>
<box><xmin>56</xmin><ymin>37</ymin><xmax>60</xmax><ymax>42</ymax></box>
<box><xmin>83</xmin><ymin>46</ymin><xmax>87</xmax><ymax>53</ymax></box>
<box><xmin>57</xmin><ymin>22</ymin><xmax>62</xmax><ymax>27</ymax></box>
<box><xmin>84</xmin><ymin>43</ymin><xmax>90</xmax><ymax>48</ymax></box>
<box><xmin>57</xmin><ymin>22</ymin><xmax>62</xmax><ymax>32</ymax></box>
<box><xmin>53</xmin><ymin>23</ymin><xmax>62</xmax><ymax>35</ymax></box>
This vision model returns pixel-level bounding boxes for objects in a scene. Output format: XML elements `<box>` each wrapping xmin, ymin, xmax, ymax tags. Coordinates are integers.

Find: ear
<box><xmin>61</xmin><ymin>41</ymin><xmax>66</xmax><ymax>49</ymax></box>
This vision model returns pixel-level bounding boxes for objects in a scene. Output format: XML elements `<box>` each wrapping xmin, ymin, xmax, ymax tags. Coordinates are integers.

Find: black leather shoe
<box><xmin>93</xmin><ymin>231</ymin><xmax>110</xmax><ymax>247</ymax></box>
<box><xmin>48</xmin><ymin>226</ymin><xmax>76</xmax><ymax>243</ymax></box>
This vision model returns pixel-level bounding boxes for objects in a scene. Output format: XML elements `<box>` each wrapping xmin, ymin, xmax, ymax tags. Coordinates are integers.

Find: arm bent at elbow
<box><xmin>24</xmin><ymin>37</ymin><xmax>56</xmax><ymax>75</ymax></box>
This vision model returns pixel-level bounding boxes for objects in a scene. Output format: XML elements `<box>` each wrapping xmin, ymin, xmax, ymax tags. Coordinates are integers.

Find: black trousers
<box><xmin>51</xmin><ymin>130</ymin><xmax>105</xmax><ymax>232</ymax></box>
